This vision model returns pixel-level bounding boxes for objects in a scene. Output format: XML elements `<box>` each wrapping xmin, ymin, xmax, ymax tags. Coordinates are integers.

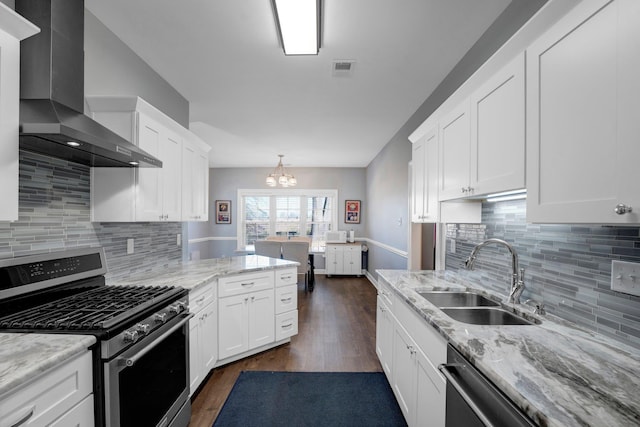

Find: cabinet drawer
<box><xmin>378</xmin><ymin>278</ymin><xmax>396</xmax><ymax>311</ymax></box>
<box><xmin>0</xmin><ymin>351</ymin><xmax>93</xmax><ymax>427</ymax></box>
<box><xmin>275</xmin><ymin>285</ymin><xmax>298</xmax><ymax>314</ymax></box>
<box><xmin>275</xmin><ymin>310</ymin><xmax>298</xmax><ymax>341</ymax></box>
<box><xmin>275</xmin><ymin>268</ymin><xmax>297</xmax><ymax>287</ymax></box>
<box><xmin>218</xmin><ymin>271</ymin><xmax>274</xmax><ymax>298</ymax></box>
<box><xmin>395</xmin><ymin>297</ymin><xmax>447</xmax><ymax>367</ymax></box>
<box><xmin>49</xmin><ymin>394</ymin><xmax>94</xmax><ymax>427</ymax></box>
<box><xmin>189</xmin><ymin>282</ymin><xmax>216</xmax><ymax>313</ymax></box>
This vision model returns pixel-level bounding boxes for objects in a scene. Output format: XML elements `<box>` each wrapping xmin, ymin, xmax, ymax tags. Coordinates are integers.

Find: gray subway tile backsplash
<box><xmin>0</xmin><ymin>151</ymin><xmax>182</xmax><ymax>280</ymax></box>
<box><xmin>445</xmin><ymin>198</ymin><xmax>640</xmax><ymax>349</ymax></box>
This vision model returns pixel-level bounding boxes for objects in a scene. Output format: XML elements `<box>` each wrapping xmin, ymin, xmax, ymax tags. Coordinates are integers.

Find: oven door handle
<box><xmin>118</xmin><ymin>313</ymin><xmax>194</xmax><ymax>367</ymax></box>
<box><xmin>438</xmin><ymin>363</ymin><xmax>496</xmax><ymax>427</ymax></box>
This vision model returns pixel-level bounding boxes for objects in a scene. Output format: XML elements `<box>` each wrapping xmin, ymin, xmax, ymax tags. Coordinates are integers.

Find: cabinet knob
<box><xmin>614</xmin><ymin>204</ymin><xmax>632</xmax><ymax>215</ymax></box>
<box><xmin>461</xmin><ymin>187</ymin><xmax>468</xmax><ymax>193</ymax></box>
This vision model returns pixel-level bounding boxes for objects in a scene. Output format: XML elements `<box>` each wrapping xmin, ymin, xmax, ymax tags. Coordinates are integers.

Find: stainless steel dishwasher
<box><xmin>438</xmin><ymin>344</ymin><xmax>537</xmax><ymax>427</ymax></box>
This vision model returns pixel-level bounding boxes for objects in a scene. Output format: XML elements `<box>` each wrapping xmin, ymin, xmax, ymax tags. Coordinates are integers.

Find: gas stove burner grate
<box><xmin>0</xmin><ymin>285</ymin><xmax>182</xmax><ymax>330</ymax></box>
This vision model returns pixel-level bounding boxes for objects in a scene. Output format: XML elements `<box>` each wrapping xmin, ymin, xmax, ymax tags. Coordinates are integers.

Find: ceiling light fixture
<box><xmin>266</xmin><ymin>155</ymin><xmax>297</xmax><ymax>187</ymax></box>
<box><xmin>272</xmin><ymin>0</ymin><xmax>321</xmax><ymax>55</ymax></box>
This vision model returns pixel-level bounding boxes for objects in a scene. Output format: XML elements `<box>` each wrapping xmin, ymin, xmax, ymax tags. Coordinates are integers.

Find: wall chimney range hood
<box><xmin>16</xmin><ymin>0</ymin><xmax>162</xmax><ymax>168</ymax></box>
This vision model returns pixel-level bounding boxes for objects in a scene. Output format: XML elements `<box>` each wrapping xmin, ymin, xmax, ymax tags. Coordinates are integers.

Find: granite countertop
<box><xmin>376</xmin><ymin>269</ymin><xmax>640</xmax><ymax>427</ymax></box>
<box><xmin>0</xmin><ymin>333</ymin><xmax>96</xmax><ymax>398</ymax></box>
<box><xmin>109</xmin><ymin>255</ymin><xmax>299</xmax><ymax>292</ymax></box>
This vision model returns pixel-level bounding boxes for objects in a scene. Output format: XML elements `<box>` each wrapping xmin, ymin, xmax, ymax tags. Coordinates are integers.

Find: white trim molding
<box><xmin>188</xmin><ymin>236</ymin><xmax>237</xmax><ymax>244</ymax></box>
<box><xmin>360</xmin><ymin>238</ymin><xmax>408</xmax><ymax>259</ymax></box>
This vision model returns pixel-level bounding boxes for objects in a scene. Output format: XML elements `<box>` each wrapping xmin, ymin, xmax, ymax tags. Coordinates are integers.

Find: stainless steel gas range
<box><xmin>0</xmin><ymin>248</ymin><xmax>192</xmax><ymax>427</ymax></box>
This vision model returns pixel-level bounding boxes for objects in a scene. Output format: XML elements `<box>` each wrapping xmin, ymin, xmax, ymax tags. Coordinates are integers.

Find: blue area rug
<box><xmin>213</xmin><ymin>371</ymin><xmax>407</xmax><ymax>427</ymax></box>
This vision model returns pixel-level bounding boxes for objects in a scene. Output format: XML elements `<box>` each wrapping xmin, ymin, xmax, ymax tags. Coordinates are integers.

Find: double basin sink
<box><xmin>418</xmin><ymin>291</ymin><xmax>540</xmax><ymax>326</ymax></box>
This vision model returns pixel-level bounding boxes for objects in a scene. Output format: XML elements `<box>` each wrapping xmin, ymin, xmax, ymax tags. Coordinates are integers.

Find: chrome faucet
<box><xmin>464</xmin><ymin>238</ymin><xmax>525</xmax><ymax>304</ymax></box>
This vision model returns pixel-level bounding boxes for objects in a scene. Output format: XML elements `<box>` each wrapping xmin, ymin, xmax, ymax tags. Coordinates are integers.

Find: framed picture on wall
<box><xmin>345</xmin><ymin>200</ymin><xmax>361</xmax><ymax>224</ymax></box>
<box><xmin>215</xmin><ymin>200</ymin><xmax>231</xmax><ymax>224</ymax></box>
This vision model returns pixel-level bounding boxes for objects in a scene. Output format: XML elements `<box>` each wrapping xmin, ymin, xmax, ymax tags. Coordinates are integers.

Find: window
<box><xmin>238</xmin><ymin>189</ymin><xmax>337</xmax><ymax>252</ymax></box>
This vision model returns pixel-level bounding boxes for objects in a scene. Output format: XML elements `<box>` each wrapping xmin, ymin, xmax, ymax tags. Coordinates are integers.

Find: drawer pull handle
<box><xmin>281</xmin><ymin>275</ymin><xmax>292</xmax><ymax>280</ymax></box>
<box><xmin>196</xmin><ymin>296</ymin><xmax>205</xmax><ymax>303</ymax></box>
<box><xmin>9</xmin><ymin>406</ymin><xmax>34</xmax><ymax>427</ymax></box>
<box><xmin>281</xmin><ymin>323</ymin><xmax>293</xmax><ymax>328</ymax></box>
<box><xmin>241</xmin><ymin>282</ymin><xmax>255</xmax><ymax>287</ymax></box>
<box><xmin>281</xmin><ymin>297</ymin><xmax>292</xmax><ymax>302</ymax></box>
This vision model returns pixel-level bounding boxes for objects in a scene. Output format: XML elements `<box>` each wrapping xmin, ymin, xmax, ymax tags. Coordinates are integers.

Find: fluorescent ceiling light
<box><xmin>485</xmin><ymin>189</ymin><xmax>527</xmax><ymax>203</ymax></box>
<box><xmin>273</xmin><ymin>0</ymin><xmax>320</xmax><ymax>55</ymax></box>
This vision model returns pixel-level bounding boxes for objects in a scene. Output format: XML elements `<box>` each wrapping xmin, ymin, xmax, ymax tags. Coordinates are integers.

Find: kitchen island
<box><xmin>377</xmin><ymin>269</ymin><xmax>640</xmax><ymax>427</ymax></box>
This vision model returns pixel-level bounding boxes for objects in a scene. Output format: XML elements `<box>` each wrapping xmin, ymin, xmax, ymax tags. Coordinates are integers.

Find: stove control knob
<box><xmin>136</xmin><ymin>323</ymin><xmax>151</xmax><ymax>335</ymax></box>
<box><xmin>154</xmin><ymin>312</ymin><xmax>167</xmax><ymax>324</ymax></box>
<box><xmin>123</xmin><ymin>330</ymin><xmax>139</xmax><ymax>343</ymax></box>
<box><xmin>169</xmin><ymin>301</ymin><xmax>186</xmax><ymax>314</ymax></box>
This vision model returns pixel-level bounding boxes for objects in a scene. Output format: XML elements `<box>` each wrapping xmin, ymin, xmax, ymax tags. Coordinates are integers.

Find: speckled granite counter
<box><xmin>376</xmin><ymin>269</ymin><xmax>640</xmax><ymax>427</ymax></box>
<box><xmin>108</xmin><ymin>255</ymin><xmax>298</xmax><ymax>291</ymax></box>
<box><xmin>0</xmin><ymin>333</ymin><xmax>96</xmax><ymax>397</ymax></box>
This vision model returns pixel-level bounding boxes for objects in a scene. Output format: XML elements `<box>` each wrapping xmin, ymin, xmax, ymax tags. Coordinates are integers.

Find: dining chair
<box><xmin>254</xmin><ymin>240</ymin><xmax>283</xmax><ymax>259</ymax></box>
<box><xmin>266</xmin><ymin>236</ymin><xmax>288</xmax><ymax>241</ymax></box>
<box><xmin>281</xmin><ymin>241</ymin><xmax>311</xmax><ymax>292</ymax></box>
<box><xmin>289</xmin><ymin>236</ymin><xmax>312</xmax><ymax>245</ymax></box>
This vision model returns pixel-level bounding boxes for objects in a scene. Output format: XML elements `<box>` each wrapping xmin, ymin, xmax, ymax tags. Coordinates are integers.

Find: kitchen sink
<box><xmin>418</xmin><ymin>291</ymin><xmax>500</xmax><ymax>307</ymax></box>
<box><xmin>440</xmin><ymin>307</ymin><xmax>538</xmax><ymax>326</ymax></box>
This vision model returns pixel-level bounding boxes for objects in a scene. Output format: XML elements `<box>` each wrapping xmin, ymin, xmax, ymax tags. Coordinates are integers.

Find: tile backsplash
<box><xmin>445</xmin><ymin>199</ymin><xmax>640</xmax><ymax>349</ymax></box>
<box><xmin>0</xmin><ymin>151</ymin><xmax>183</xmax><ymax>280</ymax></box>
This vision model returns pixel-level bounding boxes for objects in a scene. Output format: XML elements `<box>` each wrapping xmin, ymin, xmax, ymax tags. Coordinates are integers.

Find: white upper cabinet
<box><xmin>88</xmin><ymin>96</ymin><xmax>210</xmax><ymax>222</ymax></box>
<box><xmin>438</xmin><ymin>52</ymin><xmax>525</xmax><ymax>202</ymax></box>
<box><xmin>438</xmin><ymin>100</ymin><xmax>471</xmax><ymax>201</ymax></box>
<box><xmin>470</xmin><ymin>52</ymin><xmax>525</xmax><ymax>196</ymax></box>
<box><xmin>526</xmin><ymin>0</ymin><xmax>640</xmax><ymax>223</ymax></box>
<box><xmin>0</xmin><ymin>6</ymin><xmax>39</xmax><ymax>221</ymax></box>
<box><xmin>411</xmin><ymin>127</ymin><xmax>439</xmax><ymax>222</ymax></box>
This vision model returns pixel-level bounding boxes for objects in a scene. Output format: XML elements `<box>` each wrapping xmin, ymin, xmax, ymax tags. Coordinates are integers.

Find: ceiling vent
<box><xmin>332</xmin><ymin>60</ymin><xmax>355</xmax><ymax>77</ymax></box>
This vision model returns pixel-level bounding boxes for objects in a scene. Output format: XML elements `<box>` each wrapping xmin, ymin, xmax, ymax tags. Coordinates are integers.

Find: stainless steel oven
<box><xmin>105</xmin><ymin>312</ymin><xmax>192</xmax><ymax>427</ymax></box>
<box><xmin>0</xmin><ymin>248</ymin><xmax>193</xmax><ymax>427</ymax></box>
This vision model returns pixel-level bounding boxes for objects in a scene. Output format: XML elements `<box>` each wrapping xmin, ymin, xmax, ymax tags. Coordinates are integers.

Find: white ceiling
<box><xmin>85</xmin><ymin>0</ymin><xmax>511</xmax><ymax>168</ymax></box>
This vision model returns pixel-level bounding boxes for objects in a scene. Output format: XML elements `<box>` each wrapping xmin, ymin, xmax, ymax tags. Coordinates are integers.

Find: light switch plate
<box><xmin>127</xmin><ymin>238</ymin><xmax>134</xmax><ymax>255</ymax></box>
<box><xmin>177</xmin><ymin>234</ymin><xmax>181</xmax><ymax>247</ymax></box>
<box><xmin>611</xmin><ymin>260</ymin><xmax>640</xmax><ymax>297</ymax></box>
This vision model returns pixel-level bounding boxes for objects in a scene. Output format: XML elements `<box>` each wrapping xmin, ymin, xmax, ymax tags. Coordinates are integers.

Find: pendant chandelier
<box><xmin>266</xmin><ymin>154</ymin><xmax>297</xmax><ymax>187</ymax></box>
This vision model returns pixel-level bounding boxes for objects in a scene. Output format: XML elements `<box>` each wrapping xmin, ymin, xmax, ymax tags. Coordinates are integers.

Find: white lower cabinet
<box><xmin>0</xmin><ymin>351</ymin><xmax>94</xmax><ymax>427</ymax></box>
<box><xmin>189</xmin><ymin>283</ymin><xmax>217</xmax><ymax>396</ymax></box>
<box><xmin>377</xmin><ymin>279</ymin><xmax>447</xmax><ymax>427</ymax></box>
<box><xmin>325</xmin><ymin>243</ymin><xmax>362</xmax><ymax>276</ymax></box>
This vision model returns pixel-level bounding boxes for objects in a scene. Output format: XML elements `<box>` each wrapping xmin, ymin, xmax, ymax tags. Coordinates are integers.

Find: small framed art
<box><xmin>345</xmin><ymin>200</ymin><xmax>361</xmax><ymax>224</ymax></box>
<box><xmin>215</xmin><ymin>200</ymin><xmax>231</xmax><ymax>224</ymax></box>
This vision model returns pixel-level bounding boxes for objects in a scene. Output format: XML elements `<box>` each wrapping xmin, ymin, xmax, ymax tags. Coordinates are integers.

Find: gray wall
<box><xmin>445</xmin><ymin>199</ymin><xmax>640</xmax><ymax>350</ymax></box>
<box><xmin>187</xmin><ymin>167</ymin><xmax>366</xmax><ymax>268</ymax></box>
<box><xmin>84</xmin><ymin>10</ymin><xmax>189</xmax><ymax>127</ymax></box>
<box><xmin>363</xmin><ymin>0</ymin><xmax>548</xmax><ymax>274</ymax></box>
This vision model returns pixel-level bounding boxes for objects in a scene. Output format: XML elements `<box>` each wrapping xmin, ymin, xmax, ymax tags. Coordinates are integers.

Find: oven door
<box><xmin>104</xmin><ymin>313</ymin><xmax>193</xmax><ymax>427</ymax></box>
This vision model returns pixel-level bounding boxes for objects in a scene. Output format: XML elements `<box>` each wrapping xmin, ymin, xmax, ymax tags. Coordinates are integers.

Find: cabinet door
<box><xmin>375</xmin><ymin>296</ymin><xmax>394</xmax><ymax>379</ymax></box>
<box><xmin>201</xmin><ymin>301</ymin><xmax>218</xmax><ymax>372</ymax></box>
<box><xmin>439</xmin><ymin>100</ymin><xmax>471</xmax><ymax>200</ymax></box>
<box><xmin>189</xmin><ymin>316</ymin><xmax>201</xmax><ymax>395</ymax></box>
<box><xmin>218</xmin><ymin>294</ymin><xmax>248</xmax><ymax>359</ymax></box>
<box><xmin>411</xmin><ymin>139</ymin><xmax>426</xmax><ymax>222</ymax></box>
<box><xmin>415</xmin><ymin>348</ymin><xmax>445</xmax><ymax>427</ymax></box>
<box><xmin>325</xmin><ymin>245</ymin><xmax>339</xmax><ymax>275</ymax></box>
<box><xmin>182</xmin><ymin>142</ymin><xmax>209</xmax><ymax>221</ymax></box>
<box><xmin>248</xmin><ymin>289</ymin><xmax>275</xmax><ymax>350</ymax></box>
<box><xmin>135</xmin><ymin>113</ymin><xmax>164</xmax><ymax>221</ymax></box>
<box><xmin>412</xmin><ymin>128</ymin><xmax>439</xmax><ymax>223</ymax></box>
<box><xmin>161</xmin><ymin>129</ymin><xmax>183</xmax><ymax>221</ymax></box>
<box><xmin>527</xmin><ymin>0</ymin><xmax>640</xmax><ymax>223</ymax></box>
<box><xmin>391</xmin><ymin>321</ymin><xmax>416</xmax><ymax>425</ymax></box>
<box><xmin>470</xmin><ymin>52</ymin><xmax>525</xmax><ymax>196</ymax></box>
<box><xmin>344</xmin><ymin>246</ymin><xmax>361</xmax><ymax>275</ymax></box>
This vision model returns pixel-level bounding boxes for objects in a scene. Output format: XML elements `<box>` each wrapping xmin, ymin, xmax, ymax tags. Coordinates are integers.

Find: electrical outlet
<box><xmin>177</xmin><ymin>234</ymin><xmax>181</xmax><ymax>247</ymax></box>
<box><xmin>450</xmin><ymin>239</ymin><xmax>456</xmax><ymax>254</ymax></box>
<box><xmin>127</xmin><ymin>238</ymin><xmax>134</xmax><ymax>255</ymax></box>
<box><xmin>611</xmin><ymin>260</ymin><xmax>640</xmax><ymax>297</ymax></box>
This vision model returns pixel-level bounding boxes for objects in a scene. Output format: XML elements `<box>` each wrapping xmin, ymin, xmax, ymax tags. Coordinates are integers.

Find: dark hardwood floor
<box><xmin>188</xmin><ymin>274</ymin><xmax>381</xmax><ymax>427</ymax></box>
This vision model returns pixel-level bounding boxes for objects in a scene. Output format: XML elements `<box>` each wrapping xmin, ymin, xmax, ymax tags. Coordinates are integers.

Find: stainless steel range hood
<box><xmin>16</xmin><ymin>0</ymin><xmax>162</xmax><ymax>168</ymax></box>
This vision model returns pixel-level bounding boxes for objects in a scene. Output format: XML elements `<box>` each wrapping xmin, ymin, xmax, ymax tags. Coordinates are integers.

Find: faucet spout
<box><xmin>465</xmin><ymin>238</ymin><xmax>525</xmax><ymax>304</ymax></box>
